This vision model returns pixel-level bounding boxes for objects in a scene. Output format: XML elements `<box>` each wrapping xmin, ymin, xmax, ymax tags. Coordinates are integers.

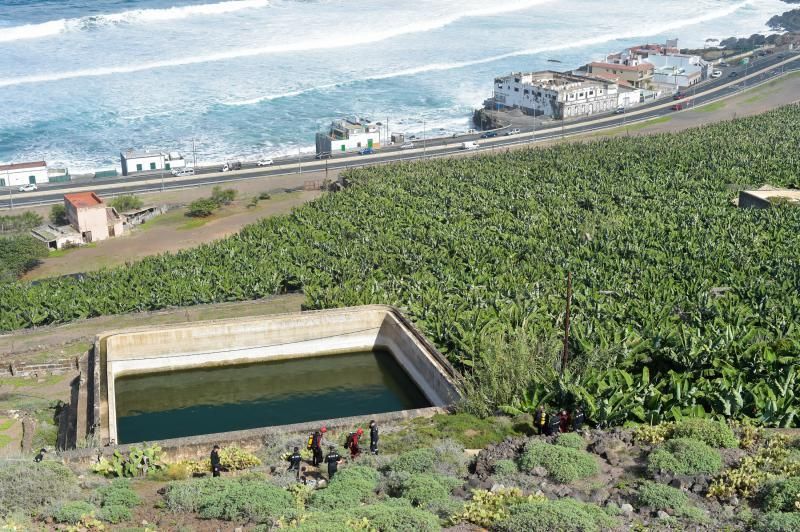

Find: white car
<box><xmin>506</xmin><ymin>128</ymin><xmax>521</xmax><ymax>136</ymax></box>
<box><xmin>171</xmin><ymin>168</ymin><xmax>195</xmax><ymax>177</ymax></box>
<box><xmin>257</xmin><ymin>158</ymin><xmax>274</xmax><ymax>166</ymax></box>
<box><xmin>18</xmin><ymin>183</ymin><xmax>37</xmax><ymax>192</ymax></box>
<box><xmin>711</xmin><ymin>70</ymin><xmax>722</xmax><ymax>78</ymax></box>
<box><xmin>400</xmin><ymin>142</ymin><xmax>415</xmax><ymax>149</ymax></box>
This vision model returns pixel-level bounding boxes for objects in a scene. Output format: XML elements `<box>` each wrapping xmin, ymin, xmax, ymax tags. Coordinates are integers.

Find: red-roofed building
<box><xmin>64</xmin><ymin>192</ymin><xmax>124</xmax><ymax>242</ymax></box>
<box><xmin>0</xmin><ymin>160</ymin><xmax>48</xmax><ymax>188</ymax></box>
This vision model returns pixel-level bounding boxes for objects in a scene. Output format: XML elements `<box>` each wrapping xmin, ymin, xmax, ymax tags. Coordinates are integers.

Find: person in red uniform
<box><xmin>346</xmin><ymin>428</ymin><xmax>364</xmax><ymax>459</ymax></box>
<box><xmin>558</xmin><ymin>410</ymin><xmax>571</xmax><ymax>433</ymax></box>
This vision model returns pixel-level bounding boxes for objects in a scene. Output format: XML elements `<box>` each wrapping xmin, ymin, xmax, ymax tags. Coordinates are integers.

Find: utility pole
<box><xmin>7</xmin><ymin>187</ymin><xmax>12</xmax><ymax>210</ymax></box>
<box><xmin>325</xmin><ymin>159</ymin><xmax>328</xmax><ymax>181</ymax></box>
<box><xmin>561</xmin><ymin>271</ymin><xmax>572</xmax><ymax>378</ymax></box>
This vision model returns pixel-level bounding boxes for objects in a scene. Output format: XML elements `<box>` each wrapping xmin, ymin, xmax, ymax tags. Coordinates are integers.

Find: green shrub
<box><xmin>95</xmin><ymin>479</ymin><xmax>141</xmax><ymax>509</ymax></box>
<box><xmin>0</xmin><ymin>461</ymin><xmax>78</xmax><ymax>516</ymax></box>
<box><xmin>211</xmin><ymin>186</ymin><xmax>237</xmax><ymax>206</ymax></box>
<box><xmin>761</xmin><ymin>477</ymin><xmax>800</xmax><ymax>513</ymax></box>
<box><xmin>493</xmin><ymin>499</ymin><xmax>618</xmax><ymax>532</ymax></box>
<box><xmin>293</xmin><ymin>500</ymin><xmax>440</xmax><ymax>532</ymax></box>
<box><xmin>50</xmin><ymin>204</ymin><xmax>68</xmax><ymax>225</ymax></box>
<box><xmin>52</xmin><ymin>501</ymin><xmax>97</xmax><ymax>524</ymax></box>
<box><xmin>647</xmin><ymin>437</ymin><xmax>722</xmax><ymax>476</ymax></box>
<box><xmin>671</xmin><ymin>418</ymin><xmax>738</xmax><ymax>448</ymax></box>
<box><xmin>518</xmin><ymin>441</ymin><xmax>598</xmax><ymax>483</ymax></box>
<box><xmin>258</xmin><ymin>192</ymin><xmax>271</xmax><ymax>200</ymax></box>
<box><xmin>309</xmin><ymin>466</ymin><xmax>379</xmax><ymax>511</ymax></box>
<box><xmin>397</xmin><ymin>474</ymin><xmax>453</xmax><ymax>506</ymax></box>
<box><xmin>637</xmin><ymin>481</ymin><xmax>690</xmax><ymax>512</ymax></box>
<box><xmin>358</xmin><ymin>499</ymin><xmax>441</xmax><ymax>531</ymax></box>
<box><xmin>493</xmin><ymin>459</ymin><xmax>518</xmax><ymax>475</ymax></box>
<box><xmin>389</xmin><ymin>448</ymin><xmax>437</xmax><ymax>475</ymax></box>
<box><xmin>382</xmin><ymin>413</ymin><xmax>520</xmax><ymax>453</ymax></box>
<box><xmin>754</xmin><ymin>512</ymin><xmax>800</xmax><ymax>532</ymax></box>
<box><xmin>451</xmin><ymin>488</ymin><xmax>545</xmax><ymax>527</ymax></box>
<box><xmin>555</xmin><ymin>433</ymin><xmax>586</xmax><ymax>450</ymax></box>
<box><xmin>163</xmin><ymin>477</ymin><xmax>293</xmax><ymax>523</ymax></box>
<box><xmin>186</xmin><ymin>197</ymin><xmax>218</xmax><ymax>217</ymax></box>
<box><xmin>0</xmin><ymin>234</ymin><xmax>48</xmax><ymax>281</ymax></box>
<box><xmin>110</xmin><ymin>195</ymin><xmax>143</xmax><ymax>212</ymax></box>
<box><xmin>98</xmin><ymin>503</ymin><xmax>132</xmax><ymax>524</ymax></box>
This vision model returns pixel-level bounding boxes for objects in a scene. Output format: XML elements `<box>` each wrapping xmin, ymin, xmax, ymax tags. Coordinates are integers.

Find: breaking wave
<box><xmin>0</xmin><ymin>0</ymin><xmax>271</xmax><ymax>43</ymax></box>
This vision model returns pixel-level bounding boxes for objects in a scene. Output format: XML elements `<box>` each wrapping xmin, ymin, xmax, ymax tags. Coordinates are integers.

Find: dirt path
<box><xmin>25</xmin><ymin>190</ymin><xmax>320</xmax><ymax>280</ymax></box>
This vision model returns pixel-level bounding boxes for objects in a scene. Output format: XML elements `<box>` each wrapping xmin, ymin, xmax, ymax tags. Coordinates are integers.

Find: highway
<box><xmin>3</xmin><ymin>50</ymin><xmax>798</xmax><ymax>210</ymax></box>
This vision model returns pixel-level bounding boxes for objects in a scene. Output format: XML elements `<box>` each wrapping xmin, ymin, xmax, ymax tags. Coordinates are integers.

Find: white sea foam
<box><xmin>217</xmin><ymin>0</ymin><xmax>757</xmax><ymax>107</ymax></box>
<box><xmin>0</xmin><ymin>0</ymin><xmax>551</xmax><ymax>85</ymax></box>
<box><xmin>0</xmin><ymin>0</ymin><xmax>271</xmax><ymax>43</ymax></box>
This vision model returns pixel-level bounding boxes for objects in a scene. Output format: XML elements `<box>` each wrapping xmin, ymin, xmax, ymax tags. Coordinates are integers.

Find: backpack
<box><xmin>307</xmin><ymin>433</ymin><xmax>315</xmax><ymax>450</ymax></box>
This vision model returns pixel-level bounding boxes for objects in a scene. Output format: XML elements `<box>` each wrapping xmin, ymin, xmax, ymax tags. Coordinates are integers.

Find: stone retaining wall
<box><xmin>0</xmin><ymin>357</ymin><xmax>79</xmax><ymax>378</ymax></box>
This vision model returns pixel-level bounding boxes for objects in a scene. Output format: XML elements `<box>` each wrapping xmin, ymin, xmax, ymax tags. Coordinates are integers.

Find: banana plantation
<box><xmin>2</xmin><ymin>105</ymin><xmax>800</xmax><ymax>427</ymax></box>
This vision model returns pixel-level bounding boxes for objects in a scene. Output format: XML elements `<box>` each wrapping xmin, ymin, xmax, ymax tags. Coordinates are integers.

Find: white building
<box><xmin>316</xmin><ymin>117</ymin><xmax>382</xmax><ymax>155</ymax></box>
<box><xmin>490</xmin><ymin>71</ymin><xmax>619</xmax><ymax>120</ymax></box>
<box><xmin>647</xmin><ymin>54</ymin><xmax>708</xmax><ymax>91</ymax></box>
<box><xmin>0</xmin><ymin>161</ymin><xmax>49</xmax><ymax>187</ymax></box>
<box><xmin>120</xmin><ymin>149</ymin><xmax>186</xmax><ymax>176</ymax></box>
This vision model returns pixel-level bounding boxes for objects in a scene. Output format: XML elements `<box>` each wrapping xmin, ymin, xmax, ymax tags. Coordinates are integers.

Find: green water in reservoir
<box><xmin>115</xmin><ymin>351</ymin><xmax>430</xmax><ymax>444</ymax></box>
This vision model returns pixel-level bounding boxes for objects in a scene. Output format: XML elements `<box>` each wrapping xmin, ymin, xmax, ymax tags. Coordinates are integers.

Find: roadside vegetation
<box><xmin>1</xmin><ymin>105</ymin><xmax>800</xmax><ymax>428</ymax></box>
<box><xmin>186</xmin><ymin>186</ymin><xmax>237</xmax><ymax>217</ymax></box>
<box><xmin>2</xmin><ymin>416</ymin><xmax>800</xmax><ymax>530</ymax></box>
<box><xmin>110</xmin><ymin>195</ymin><xmax>143</xmax><ymax>212</ymax></box>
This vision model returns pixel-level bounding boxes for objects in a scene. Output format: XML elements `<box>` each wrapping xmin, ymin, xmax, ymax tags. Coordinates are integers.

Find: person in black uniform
<box><xmin>324</xmin><ymin>445</ymin><xmax>342</xmax><ymax>480</ymax></box>
<box><xmin>573</xmin><ymin>407</ymin><xmax>586</xmax><ymax>431</ymax></box>
<box><xmin>369</xmin><ymin>420</ymin><xmax>379</xmax><ymax>455</ymax></box>
<box><xmin>311</xmin><ymin>427</ymin><xmax>327</xmax><ymax>467</ymax></box>
<box><xmin>210</xmin><ymin>445</ymin><xmax>222</xmax><ymax>477</ymax></box>
<box><xmin>34</xmin><ymin>448</ymin><xmax>47</xmax><ymax>462</ymax></box>
<box><xmin>547</xmin><ymin>411</ymin><xmax>561</xmax><ymax>436</ymax></box>
<box><xmin>287</xmin><ymin>446</ymin><xmax>302</xmax><ymax>478</ymax></box>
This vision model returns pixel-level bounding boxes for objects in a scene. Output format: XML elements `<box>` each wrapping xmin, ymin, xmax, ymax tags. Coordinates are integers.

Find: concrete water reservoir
<box><xmin>93</xmin><ymin>305</ymin><xmax>461</xmax><ymax>446</ymax></box>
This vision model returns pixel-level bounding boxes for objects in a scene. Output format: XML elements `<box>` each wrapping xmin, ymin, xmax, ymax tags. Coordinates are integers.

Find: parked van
<box><xmin>171</xmin><ymin>168</ymin><xmax>195</xmax><ymax>177</ymax></box>
<box><xmin>461</xmin><ymin>141</ymin><xmax>479</xmax><ymax>150</ymax></box>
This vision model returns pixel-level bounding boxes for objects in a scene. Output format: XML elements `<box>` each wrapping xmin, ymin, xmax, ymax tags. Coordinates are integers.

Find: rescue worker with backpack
<box><xmin>308</xmin><ymin>426</ymin><xmax>327</xmax><ymax>467</ymax></box>
<box><xmin>534</xmin><ymin>406</ymin><xmax>548</xmax><ymax>435</ymax></box>
<box><xmin>344</xmin><ymin>428</ymin><xmax>364</xmax><ymax>459</ymax></box>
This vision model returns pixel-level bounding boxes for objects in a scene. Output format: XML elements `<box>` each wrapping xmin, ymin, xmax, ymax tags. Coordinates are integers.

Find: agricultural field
<box><xmin>2</xmin><ymin>105</ymin><xmax>800</xmax><ymax>428</ymax></box>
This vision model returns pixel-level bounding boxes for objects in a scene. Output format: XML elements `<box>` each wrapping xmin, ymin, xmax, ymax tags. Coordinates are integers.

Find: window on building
<box><xmin>579</xmin><ymin>92</ymin><xmax>584</xmax><ymax>97</ymax></box>
<box><xmin>524</xmin><ymin>89</ymin><xmax>529</xmax><ymax>94</ymax></box>
<box><xmin>514</xmin><ymin>78</ymin><xmax>520</xmax><ymax>83</ymax></box>
<box><xmin>589</xmin><ymin>91</ymin><xmax>594</xmax><ymax>96</ymax></box>
<box><xmin>165</xmin><ymin>163</ymin><xmax>170</xmax><ymax>170</ymax></box>
<box><xmin>29</xmin><ymin>175</ymin><xmax>36</xmax><ymax>184</ymax></box>
<box><xmin>0</xmin><ymin>178</ymin><xmax>5</xmax><ymax>187</ymax></box>
<box><xmin>136</xmin><ymin>164</ymin><xmax>143</xmax><ymax>172</ymax></box>
<box><xmin>150</xmin><ymin>162</ymin><xmax>157</xmax><ymax>170</ymax></box>
<box><xmin>514</xmin><ymin>88</ymin><xmax>519</xmax><ymax>92</ymax></box>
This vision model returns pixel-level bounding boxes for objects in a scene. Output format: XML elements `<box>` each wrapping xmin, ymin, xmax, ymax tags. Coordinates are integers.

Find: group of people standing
<box><xmin>533</xmin><ymin>406</ymin><xmax>585</xmax><ymax>436</ymax></box>
<box><xmin>298</xmin><ymin>420</ymin><xmax>379</xmax><ymax>480</ymax></box>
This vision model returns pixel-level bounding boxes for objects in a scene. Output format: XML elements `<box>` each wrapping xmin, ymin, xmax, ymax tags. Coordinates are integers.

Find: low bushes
<box><xmin>637</xmin><ymin>481</ymin><xmax>690</xmax><ymax>512</ymax></box>
<box><xmin>518</xmin><ymin>441</ymin><xmax>598</xmax><ymax>483</ymax></box>
<box><xmin>52</xmin><ymin>501</ymin><xmax>96</xmax><ymax>524</ymax></box>
<box><xmin>493</xmin><ymin>459</ymin><xmax>518</xmax><ymax>475</ymax></box>
<box><xmin>292</xmin><ymin>499</ymin><xmax>440</xmax><ymax>532</ymax></box>
<box><xmin>164</xmin><ymin>477</ymin><xmax>293</xmax><ymax>523</ymax></box>
<box><xmin>760</xmin><ymin>477</ymin><xmax>800</xmax><ymax>513</ymax></box>
<box><xmin>392</xmin><ymin>473</ymin><xmax>456</xmax><ymax>506</ymax></box>
<box><xmin>388</xmin><ymin>448</ymin><xmax>437</xmax><ymax>475</ymax></box>
<box><xmin>492</xmin><ymin>499</ymin><xmax>618</xmax><ymax>532</ymax></box>
<box><xmin>309</xmin><ymin>466</ymin><xmax>379</xmax><ymax>511</ymax></box>
<box><xmin>555</xmin><ymin>433</ymin><xmax>586</xmax><ymax>450</ymax></box>
<box><xmin>0</xmin><ymin>461</ymin><xmax>78</xmax><ymax>516</ymax></box>
<box><xmin>382</xmin><ymin>413</ymin><xmax>520</xmax><ymax>452</ymax></box>
<box><xmin>183</xmin><ymin>445</ymin><xmax>261</xmax><ymax>475</ymax></box>
<box><xmin>93</xmin><ymin>479</ymin><xmax>140</xmax><ymax>524</ymax></box>
<box><xmin>647</xmin><ymin>438</ymin><xmax>722</xmax><ymax>476</ymax></box>
<box><xmin>671</xmin><ymin>418</ymin><xmax>738</xmax><ymax>448</ymax></box>
<box><xmin>754</xmin><ymin>512</ymin><xmax>800</xmax><ymax>532</ymax></box>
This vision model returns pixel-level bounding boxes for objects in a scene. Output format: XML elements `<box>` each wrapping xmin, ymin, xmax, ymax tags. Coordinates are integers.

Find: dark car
<box><xmin>480</xmin><ymin>131</ymin><xmax>498</xmax><ymax>138</ymax></box>
<box><xmin>358</xmin><ymin>147</ymin><xmax>374</xmax><ymax>155</ymax></box>
<box><xmin>315</xmin><ymin>152</ymin><xmax>331</xmax><ymax>160</ymax></box>
<box><xmin>673</xmin><ymin>93</ymin><xmax>685</xmax><ymax>100</ymax></box>
<box><xmin>729</xmin><ymin>71</ymin><xmax>739</xmax><ymax>77</ymax></box>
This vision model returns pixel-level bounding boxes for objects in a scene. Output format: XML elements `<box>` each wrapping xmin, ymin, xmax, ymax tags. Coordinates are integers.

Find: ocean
<box><xmin>0</xmin><ymin>0</ymin><xmax>790</xmax><ymax>172</ymax></box>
